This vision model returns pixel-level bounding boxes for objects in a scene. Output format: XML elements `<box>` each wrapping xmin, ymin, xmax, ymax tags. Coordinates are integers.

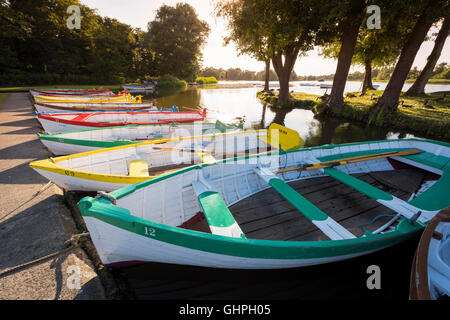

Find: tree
<box><xmin>324</xmin><ymin>5</ymin><xmax>365</xmax><ymax>110</ymax></box>
<box><xmin>0</xmin><ymin>0</ymin><xmax>21</xmax><ymax>74</ymax></box>
<box><xmin>89</xmin><ymin>17</ymin><xmax>137</xmax><ymax>83</ymax></box>
<box><xmin>407</xmin><ymin>66</ymin><xmax>421</xmax><ymax>79</ymax></box>
<box><xmin>322</xmin><ymin>7</ymin><xmax>416</xmax><ymax>96</ymax></box>
<box><xmin>406</xmin><ymin>17</ymin><xmax>450</xmax><ymax>95</ymax></box>
<box><xmin>370</xmin><ymin>0</ymin><xmax>448</xmax><ymax>121</ymax></box>
<box><xmin>145</xmin><ymin>3</ymin><xmax>210</xmax><ymax>82</ymax></box>
<box><xmin>216</xmin><ymin>0</ymin><xmax>273</xmax><ymax>91</ymax></box>
<box><xmin>131</xmin><ymin>28</ymin><xmax>156</xmax><ymax>80</ymax></box>
<box><xmin>217</xmin><ymin>0</ymin><xmax>329</xmax><ymax>104</ymax></box>
<box><xmin>433</xmin><ymin>62</ymin><xmax>448</xmax><ymax>74</ymax></box>
<box><xmin>1</xmin><ymin>0</ymin><xmax>145</xmax><ymax>84</ymax></box>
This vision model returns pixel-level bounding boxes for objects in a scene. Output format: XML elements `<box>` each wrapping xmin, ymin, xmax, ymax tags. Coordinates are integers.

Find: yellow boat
<box><xmin>29</xmin><ymin>124</ymin><xmax>304</xmax><ymax>192</ymax></box>
<box><xmin>33</xmin><ymin>93</ymin><xmax>140</xmax><ymax>104</ymax></box>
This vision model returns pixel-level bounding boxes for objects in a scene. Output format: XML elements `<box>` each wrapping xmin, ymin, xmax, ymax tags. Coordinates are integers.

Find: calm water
<box><xmin>150</xmin><ymin>81</ymin><xmax>450</xmax><ymax>146</ymax></box>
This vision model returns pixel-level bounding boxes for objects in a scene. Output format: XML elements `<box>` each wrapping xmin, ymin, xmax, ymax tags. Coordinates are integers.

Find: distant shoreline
<box><xmin>1</xmin><ymin>78</ymin><xmax>449</xmax><ymax>93</ymax></box>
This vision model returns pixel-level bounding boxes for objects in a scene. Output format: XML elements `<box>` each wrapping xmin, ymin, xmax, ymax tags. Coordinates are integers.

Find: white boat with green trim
<box><xmin>34</xmin><ymin>102</ymin><xmax>158</xmax><ymax>113</ymax></box>
<box><xmin>30</xmin><ymin>128</ymin><xmax>276</xmax><ymax>192</ymax></box>
<box><xmin>77</xmin><ymin>138</ymin><xmax>450</xmax><ymax>269</ymax></box>
<box><xmin>37</xmin><ymin>120</ymin><xmax>244</xmax><ymax>155</ymax></box>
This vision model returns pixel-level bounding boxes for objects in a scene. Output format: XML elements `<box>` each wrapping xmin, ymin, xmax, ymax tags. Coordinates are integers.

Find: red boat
<box><xmin>36</xmin><ymin>109</ymin><xmax>208</xmax><ymax>133</ymax></box>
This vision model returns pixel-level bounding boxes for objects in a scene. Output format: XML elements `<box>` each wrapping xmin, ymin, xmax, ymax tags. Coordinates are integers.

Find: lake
<box><xmin>151</xmin><ymin>81</ymin><xmax>450</xmax><ymax>146</ymax></box>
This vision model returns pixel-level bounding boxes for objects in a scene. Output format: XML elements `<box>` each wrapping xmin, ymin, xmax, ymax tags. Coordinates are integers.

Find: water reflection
<box><xmin>140</xmin><ymin>85</ymin><xmax>445</xmax><ymax>146</ymax></box>
<box><xmin>154</xmin><ymin>87</ymin><xmax>202</xmax><ymax>109</ymax></box>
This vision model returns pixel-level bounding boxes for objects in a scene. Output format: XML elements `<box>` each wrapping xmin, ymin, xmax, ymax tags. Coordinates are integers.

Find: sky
<box><xmin>80</xmin><ymin>0</ymin><xmax>450</xmax><ymax>76</ymax></box>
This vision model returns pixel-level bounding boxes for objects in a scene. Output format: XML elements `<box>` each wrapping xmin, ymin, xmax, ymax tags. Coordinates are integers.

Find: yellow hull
<box><xmin>33</xmin><ymin>93</ymin><xmax>139</xmax><ymax>104</ymax></box>
<box><xmin>30</xmin><ymin>130</ymin><xmax>268</xmax><ymax>188</ymax></box>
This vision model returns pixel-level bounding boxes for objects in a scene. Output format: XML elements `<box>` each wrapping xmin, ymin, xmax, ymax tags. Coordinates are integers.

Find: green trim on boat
<box><xmin>76</xmin><ymin>138</ymin><xmax>449</xmax><ymax>261</ymax></box>
<box><xmin>108</xmin><ymin>139</ymin><xmax>448</xmax><ymax>203</ymax></box>
<box><xmin>38</xmin><ymin>121</ymin><xmax>243</xmax><ymax>148</ymax></box>
<box><xmin>78</xmin><ymin>195</ymin><xmax>422</xmax><ymax>259</ymax></box>
<box><xmin>402</xmin><ymin>152</ymin><xmax>450</xmax><ymax>170</ymax></box>
<box><xmin>38</xmin><ymin>133</ymin><xmax>136</xmax><ymax>148</ymax></box>
<box><xmin>269</xmin><ymin>178</ymin><xmax>329</xmax><ymax>221</ymax></box>
<box><xmin>198</xmin><ymin>191</ymin><xmax>238</xmax><ymax>228</ymax></box>
<box><xmin>324</xmin><ymin>167</ymin><xmax>393</xmax><ymax>201</ymax></box>
<box><xmin>409</xmin><ymin>164</ymin><xmax>450</xmax><ymax>211</ymax></box>
<box><xmin>215</xmin><ymin>120</ymin><xmax>243</xmax><ymax>132</ymax></box>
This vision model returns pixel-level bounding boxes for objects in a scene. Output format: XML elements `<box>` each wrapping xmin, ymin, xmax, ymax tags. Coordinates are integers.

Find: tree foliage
<box><xmin>217</xmin><ymin>0</ymin><xmax>332</xmax><ymax>102</ymax></box>
<box><xmin>0</xmin><ymin>1</ymin><xmax>210</xmax><ymax>85</ymax></box>
<box><xmin>145</xmin><ymin>3</ymin><xmax>210</xmax><ymax>82</ymax></box>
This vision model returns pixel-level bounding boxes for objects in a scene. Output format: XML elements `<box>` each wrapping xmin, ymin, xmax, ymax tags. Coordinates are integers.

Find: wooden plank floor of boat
<box><xmin>192</xmin><ymin>168</ymin><xmax>425</xmax><ymax>240</ymax></box>
<box><xmin>113</xmin><ymin>168</ymin><xmax>425</xmax><ymax>300</ymax></box>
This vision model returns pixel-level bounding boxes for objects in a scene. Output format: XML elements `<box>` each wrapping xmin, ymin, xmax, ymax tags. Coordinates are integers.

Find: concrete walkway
<box><xmin>0</xmin><ymin>93</ymin><xmax>105</xmax><ymax>300</ymax></box>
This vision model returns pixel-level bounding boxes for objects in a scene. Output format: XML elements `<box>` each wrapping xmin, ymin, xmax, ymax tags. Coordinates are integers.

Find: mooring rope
<box><xmin>0</xmin><ymin>232</ymin><xmax>90</xmax><ymax>279</ymax></box>
<box><xmin>95</xmin><ymin>191</ymin><xmax>117</xmax><ymax>205</ymax></box>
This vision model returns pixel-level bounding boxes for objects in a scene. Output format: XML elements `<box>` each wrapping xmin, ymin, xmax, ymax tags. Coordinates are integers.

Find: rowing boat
<box><xmin>29</xmin><ymin>129</ymin><xmax>272</xmax><ymax>191</ymax></box>
<box><xmin>77</xmin><ymin>138</ymin><xmax>449</xmax><ymax>268</ymax></box>
<box><xmin>36</xmin><ymin>109</ymin><xmax>207</xmax><ymax>133</ymax></box>
<box><xmin>30</xmin><ymin>88</ymin><xmax>114</xmax><ymax>96</ymax></box>
<box><xmin>33</xmin><ymin>93</ymin><xmax>135</xmax><ymax>103</ymax></box>
<box><xmin>123</xmin><ymin>84</ymin><xmax>157</xmax><ymax>92</ymax></box>
<box><xmin>34</xmin><ymin>102</ymin><xmax>159</xmax><ymax>113</ymax></box>
<box><xmin>37</xmin><ymin>120</ymin><xmax>244</xmax><ymax>155</ymax></box>
<box><xmin>410</xmin><ymin>207</ymin><xmax>450</xmax><ymax>299</ymax></box>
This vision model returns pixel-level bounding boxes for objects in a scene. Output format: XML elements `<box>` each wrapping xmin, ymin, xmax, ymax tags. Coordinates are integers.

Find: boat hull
<box><xmin>410</xmin><ymin>208</ymin><xmax>450</xmax><ymax>299</ymax></box>
<box><xmin>77</xmin><ymin>138</ymin><xmax>450</xmax><ymax>268</ymax></box>
<box><xmin>30</xmin><ymin>89</ymin><xmax>114</xmax><ymax>97</ymax></box>
<box><xmin>30</xmin><ymin>130</ymin><xmax>268</xmax><ymax>191</ymax></box>
<box><xmin>36</xmin><ymin>110</ymin><xmax>206</xmax><ymax>133</ymax></box>
<box><xmin>85</xmin><ymin>216</ymin><xmax>414</xmax><ymax>269</ymax></box>
<box><xmin>33</xmin><ymin>94</ymin><xmax>132</xmax><ymax>103</ymax></box>
<box><xmin>34</xmin><ymin>103</ymin><xmax>157</xmax><ymax>113</ymax></box>
<box><xmin>38</xmin><ymin>122</ymin><xmax>241</xmax><ymax>155</ymax></box>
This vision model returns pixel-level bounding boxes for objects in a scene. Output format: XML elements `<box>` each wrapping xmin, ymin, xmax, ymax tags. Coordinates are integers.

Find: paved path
<box><xmin>0</xmin><ymin>93</ymin><xmax>105</xmax><ymax>300</ymax></box>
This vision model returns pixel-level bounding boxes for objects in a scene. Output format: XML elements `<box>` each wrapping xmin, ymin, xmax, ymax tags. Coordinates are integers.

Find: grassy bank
<box><xmin>257</xmin><ymin>91</ymin><xmax>319</xmax><ymax>109</ymax></box>
<box><xmin>258</xmin><ymin>90</ymin><xmax>450</xmax><ymax>140</ymax></box>
<box><xmin>0</xmin><ymin>93</ymin><xmax>10</xmax><ymax>106</ymax></box>
<box><xmin>372</xmin><ymin>78</ymin><xmax>450</xmax><ymax>84</ymax></box>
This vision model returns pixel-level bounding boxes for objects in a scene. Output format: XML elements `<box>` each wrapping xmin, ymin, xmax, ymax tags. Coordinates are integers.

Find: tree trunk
<box><xmin>272</xmin><ymin>47</ymin><xmax>299</xmax><ymax>104</ymax></box>
<box><xmin>326</xmin><ymin>15</ymin><xmax>363</xmax><ymax>109</ymax></box>
<box><xmin>263</xmin><ymin>59</ymin><xmax>270</xmax><ymax>91</ymax></box>
<box><xmin>371</xmin><ymin>0</ymin><xmax>439</xmax><ymax>119</ymax></box>
<box><xmin>271</xmin><ymin>109</ymin><xmax>289</xmax><ymax>126</ymax></box>
<box><xmin>406</xmin><ymin>16</ymin><xmax>450</xmax><ymax>95</ymax></box>
<box><xmin>361</xmin><ymin>59</ymin><xmax>375</xmax><ymax>95</ymax></box>
<box><xmin>260</xmin><ymin>103</ymin><xmax>267</xmax><ymax>128</ymax></box>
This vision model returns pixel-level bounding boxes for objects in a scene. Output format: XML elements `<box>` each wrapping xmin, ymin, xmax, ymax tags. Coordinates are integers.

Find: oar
<box><xmin>276</xmin><ymin>149</ymin><xmax>422</xmax><ymax>174</ymax></box>
<box><xmin>151</xmin><ymin>146</ymin><xmax>271</xmax><ymax>157</ymax></box>
<box><xmin>259</xmin><ymin>123</ymin><xmax>305</xmax><ymax>151</ymax></box>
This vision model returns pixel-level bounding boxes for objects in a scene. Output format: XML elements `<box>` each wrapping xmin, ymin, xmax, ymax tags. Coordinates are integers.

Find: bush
<box><xmin>433</xmin><ymin>69</ymin><xmax>450</xmax><ymax>80</ymax></box>
<box><xmin>195</xmin><ymin>76</ymin><xmax>218</xmax><ymax>84</ymax></box>
<box><xmin>146</xmin><ymin>75</ymin><xmax>187</xmax><ymax>89</ymax></box>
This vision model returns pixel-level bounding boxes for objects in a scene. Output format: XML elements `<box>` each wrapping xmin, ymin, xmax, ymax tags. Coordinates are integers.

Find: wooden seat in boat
<box><xmin>254</xmin><ymin>167</ymin><xmax>356</xmax><ymax>240</ymax></box>
<box><xmin>192</xmin><ymin>176</ymin><xmax>245</xmax><ymax>238</ymax></box>
<box><xmin>129</xmin><ymin>158</ymin><xmax>149</xmax><ymax>177</ymax></box>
